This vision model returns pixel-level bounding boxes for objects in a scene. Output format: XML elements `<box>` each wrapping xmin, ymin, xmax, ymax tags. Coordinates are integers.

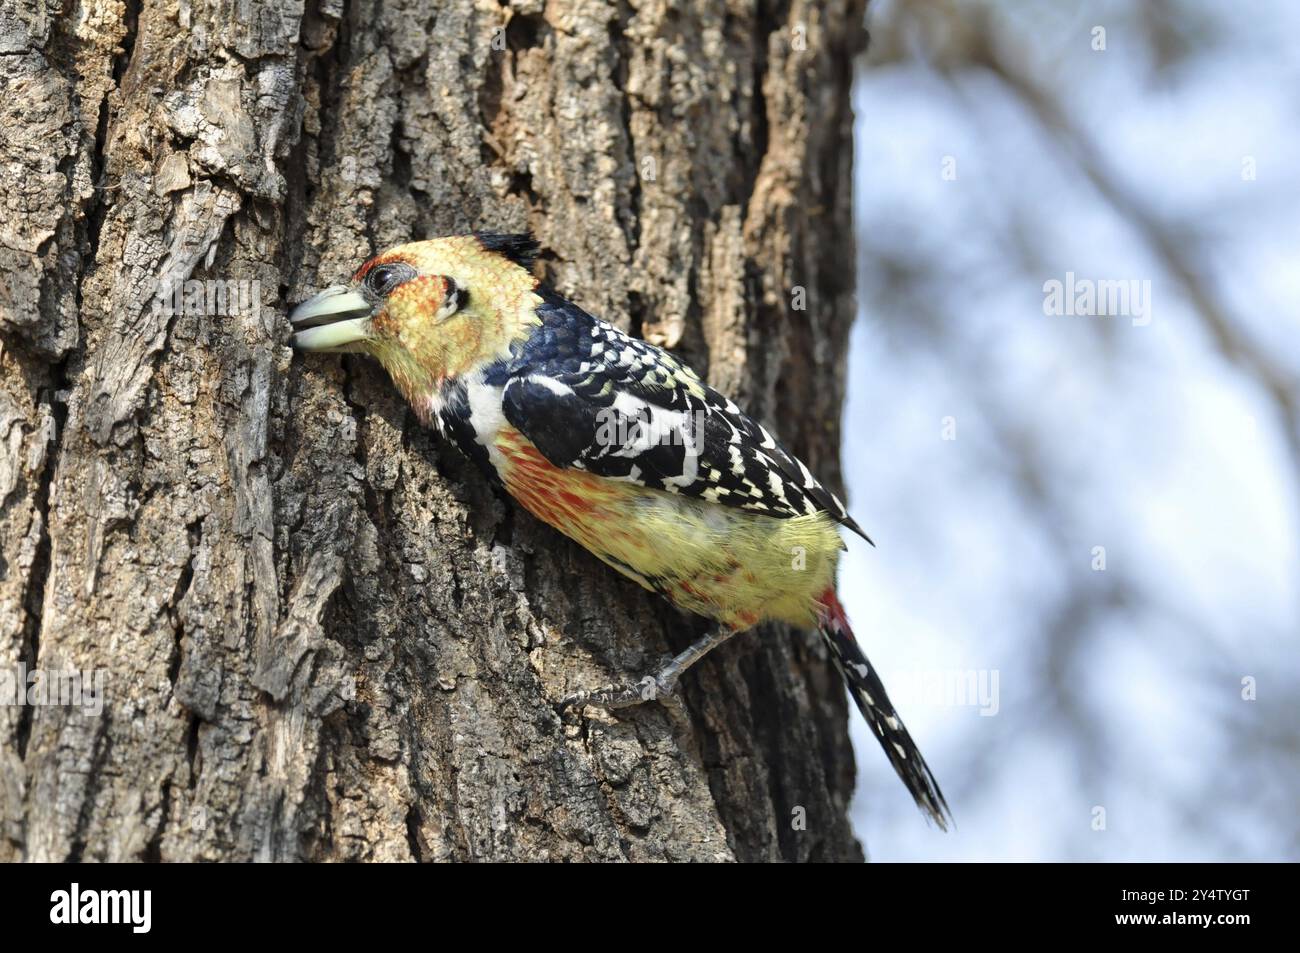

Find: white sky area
<box><xmin>841</xmin><ymin>1</ymin><xmax>1299</xmax><ymax>861</ymax></box>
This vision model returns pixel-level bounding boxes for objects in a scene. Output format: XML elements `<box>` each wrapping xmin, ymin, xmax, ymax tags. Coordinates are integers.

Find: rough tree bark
<box><xmin>0</xmin><ymin>0</ymin><xmax>868</xmax><ymax>861</ymax></box>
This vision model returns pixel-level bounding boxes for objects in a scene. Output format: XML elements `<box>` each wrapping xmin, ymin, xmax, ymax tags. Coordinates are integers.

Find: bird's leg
<box><xmin>560</xmin><ymin>626</ymin><xmax>739</xmax><ymax>711</ymax></box>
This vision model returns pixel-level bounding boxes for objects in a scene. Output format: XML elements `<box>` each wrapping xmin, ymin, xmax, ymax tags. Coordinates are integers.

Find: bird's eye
<box><xmin>364</xmin><ymin>262</ymin><xmax>416</xmax><ymax>298</ymax></box>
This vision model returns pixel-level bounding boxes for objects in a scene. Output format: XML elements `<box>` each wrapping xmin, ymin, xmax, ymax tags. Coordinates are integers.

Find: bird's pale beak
<box><xmin>289</xmin><ymin>286</ymin><xmax>374</xmax><ymax>352</ymax></box>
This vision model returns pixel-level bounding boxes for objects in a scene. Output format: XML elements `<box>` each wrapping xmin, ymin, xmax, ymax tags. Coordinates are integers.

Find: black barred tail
<box><xmin>818</xmin><ymin>588</ymin><xmax>952</xmax><ymax>830</ymax></box>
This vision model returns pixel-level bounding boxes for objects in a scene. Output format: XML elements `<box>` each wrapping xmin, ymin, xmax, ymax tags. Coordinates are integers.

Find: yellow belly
<box><xmin>495</xmin><ymin>426</ymin><xmax>843</xmax><ymax>630</ymax></box>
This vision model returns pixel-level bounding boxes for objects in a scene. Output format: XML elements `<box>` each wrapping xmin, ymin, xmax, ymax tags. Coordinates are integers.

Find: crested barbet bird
<box><xmin>290</xmin><ymin>233</ymin><xmax>950</xmax><ymax>828</ymax></box>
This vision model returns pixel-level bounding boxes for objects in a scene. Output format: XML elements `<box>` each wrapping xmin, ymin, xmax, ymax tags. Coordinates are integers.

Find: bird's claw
<box><xmin>559</xmin><ymin>670</ymin><xmax>679</xmax><ymax>713</ymax></box>
<box><xmin>557</xmin><ymin>628</ymin><xmax>733</xmax><ymax>720</ymax></box>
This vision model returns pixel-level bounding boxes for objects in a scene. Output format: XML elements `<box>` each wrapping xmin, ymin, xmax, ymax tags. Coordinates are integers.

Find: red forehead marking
<box><xmin>351</xmin><ymin>251</ymin><xmax>405</xmax><ymax>284</ymax></box>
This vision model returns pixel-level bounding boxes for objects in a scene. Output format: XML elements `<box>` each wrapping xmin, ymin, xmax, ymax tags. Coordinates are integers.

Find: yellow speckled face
<box><xmin>349</xmin><ymin>236</ymin><xmax>545</xmax><ymax>399</ymax></box>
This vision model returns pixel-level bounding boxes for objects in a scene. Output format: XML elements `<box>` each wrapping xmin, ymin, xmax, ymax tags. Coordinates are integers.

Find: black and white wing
<box><xmin>496</xmin><ymin>289</ymin><xmax>868</xmax><ymax>540</ymax></box>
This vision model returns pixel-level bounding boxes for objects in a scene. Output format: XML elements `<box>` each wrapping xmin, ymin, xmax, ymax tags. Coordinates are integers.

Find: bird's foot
<box><xmin>559</xmin><ymin>666</ymin><xmax>681</xmax><ymax>712</ymax></box>
<box><xmin>558</xmin><ymin>627</ymin><xmax>736</xmax><ymax>715</ymax></box>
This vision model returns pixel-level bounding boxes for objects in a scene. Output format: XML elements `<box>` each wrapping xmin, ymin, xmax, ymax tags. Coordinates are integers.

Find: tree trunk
<box><xmin>0</xmin><ymin>0</ymin><xmax>867</xmax><ymax>862</ymax></box>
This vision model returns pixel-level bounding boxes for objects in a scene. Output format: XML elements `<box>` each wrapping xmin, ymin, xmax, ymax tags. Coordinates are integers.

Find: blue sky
<box><xmin>840</xmin><ymin>0</ymin><xmax>1299</xmax><ymax>861</ymax></box>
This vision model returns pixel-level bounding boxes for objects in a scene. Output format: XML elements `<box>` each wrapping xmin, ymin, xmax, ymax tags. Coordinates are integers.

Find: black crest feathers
<box><xmin>474</xmin><ymin>231</ymin><xmax>541</xmax><ymax>271</ymax></box>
